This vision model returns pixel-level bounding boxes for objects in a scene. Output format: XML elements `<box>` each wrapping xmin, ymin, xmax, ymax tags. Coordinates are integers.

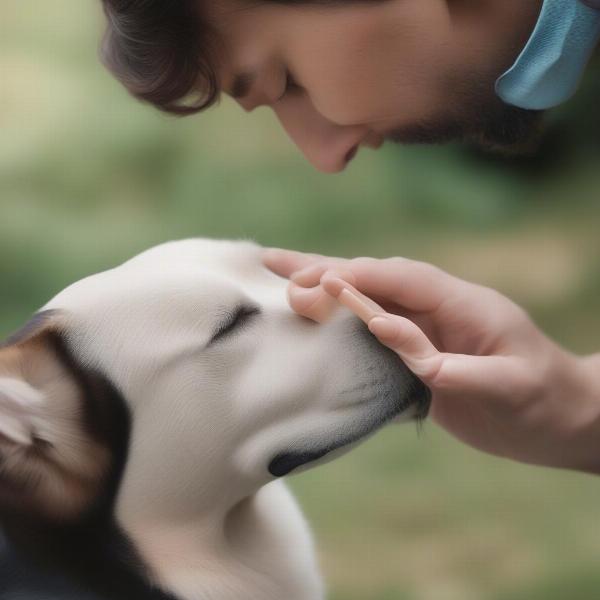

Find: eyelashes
<box><xmin>210</xmin><ymin>305</ymin><xmax>261</xmax><ymax>344</ymax></box>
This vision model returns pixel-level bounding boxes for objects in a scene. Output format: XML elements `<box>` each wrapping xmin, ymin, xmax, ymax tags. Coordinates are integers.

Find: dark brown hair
<box><xmin>100</xmin><ymin>0</ymin><xmax>367</xmax><ymax>116</ymax></box>
<box><xmin>100</xmin><ymin>0</ymin><xmax>218</xmax><ymax>116</ymax></box>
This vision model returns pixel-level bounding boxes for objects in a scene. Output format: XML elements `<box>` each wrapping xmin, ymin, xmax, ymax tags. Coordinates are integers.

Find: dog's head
<box><xmin>0</xmin><ymin>239</ymin><xmax>429</xmax><ymax>528</ymax></box>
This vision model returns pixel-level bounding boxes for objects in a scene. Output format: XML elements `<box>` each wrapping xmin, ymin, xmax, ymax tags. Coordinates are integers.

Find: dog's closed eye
<box><xmin>210</xmin><ymin>305</ymin><xmax>261</xmax><ymax>344</ymax></box>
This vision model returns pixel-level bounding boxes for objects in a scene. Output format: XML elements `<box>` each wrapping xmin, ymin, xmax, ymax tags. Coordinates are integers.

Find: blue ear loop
<box><xmin>495</xmin><ymin>0</ymin><xmax>600</xmax><ymax>110</ymax></box>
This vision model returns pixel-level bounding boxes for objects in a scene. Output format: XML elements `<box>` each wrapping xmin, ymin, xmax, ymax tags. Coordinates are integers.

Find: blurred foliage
<box><xmin>1</xmin><ymin>2</ymin><xmax>600</xmax><ymax>600</ymax></box>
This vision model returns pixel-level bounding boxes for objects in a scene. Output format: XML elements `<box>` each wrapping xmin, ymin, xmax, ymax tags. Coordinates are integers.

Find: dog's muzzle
<box><xmin>268</xmin><ymin>371</ymin><xmax>431</xmax><ymax>478</ymax></box>
<box><xmin>268</xmin><ymin>318</ymin><xmax>431</xmax><ymax>478</ymax></box>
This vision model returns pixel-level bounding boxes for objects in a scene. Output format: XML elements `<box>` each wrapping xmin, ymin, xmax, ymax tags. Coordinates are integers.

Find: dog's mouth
<box><xmin>268</xmin><ymin>375</ymin><xmax>431</xmax><ymax>478</ymax></box>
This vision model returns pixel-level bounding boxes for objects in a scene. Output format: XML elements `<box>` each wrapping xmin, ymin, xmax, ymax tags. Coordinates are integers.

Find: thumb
<box><xmin>262</xmin><ymin>248</ymin><xmax>326</xmax><ymax>279</ymax></box>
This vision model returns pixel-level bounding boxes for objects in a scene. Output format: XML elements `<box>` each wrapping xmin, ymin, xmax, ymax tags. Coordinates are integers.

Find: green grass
<box><xmin>2</xmin><ymin>3</ymin><xmax>600</xmax><ymax>599</ymax></box>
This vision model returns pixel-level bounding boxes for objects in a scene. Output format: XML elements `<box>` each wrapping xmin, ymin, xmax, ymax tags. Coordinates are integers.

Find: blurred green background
<box><xmin>2</xmin><ymin>3</ymin><xmax>600</xmax><ymax>599</ymax></box>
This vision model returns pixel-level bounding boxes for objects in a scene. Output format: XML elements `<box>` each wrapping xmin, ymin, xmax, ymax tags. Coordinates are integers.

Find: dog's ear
<box><xmin>0</xmin><ymin>311</ymin><xmax>122</xmax><ymax>523</ymax></box>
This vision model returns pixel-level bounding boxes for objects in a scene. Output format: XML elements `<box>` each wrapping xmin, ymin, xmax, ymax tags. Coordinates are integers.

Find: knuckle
<box><xmin>350</xmin><ymin>256</ymin><xmax>374</xmax><ymax>269</ymax></box>
<box><xmin>382</xmin><ymin>324</ymin><xmax>404</xmax><ymax>348</ymax></box>
<box><xmin>511</xmin><ymin>303</ymin><xmax>533</xmax><ymax>326</ymax></box>
<box><xmin>386</xmin><ymin>256</ymin><xmax>411</xmax><ymax>268</ymax></box>
<box><xmin>407</xmin><ymin>258</ymin><xmax>445</xmax><ymax>280</ymax></box>
<box><xmin>480</xmin><ymin>284</ymin><xmax>507</xmax><ymax>303</ymax></box>
<box><xmin>414</xmin><ymin>354</ymin><xmax>444</xmax><ymax>385</ymax></box>
<box><xmin>400</xmin><ymin>322</ymin><xmax>421</xmax><ymax>345</ymax></box>
<box><xmin>481</xmin><ymin>285</ymin><xmax>532</xmax><ymax>326</ymax></box>
<box><xmin>425</xmin><ymin>360</ymin><xmax>446</xmax><ymax>386</ymax></box>
<box><xmin>321</xmin><ymin>257</ymin><xmax>345</xmax><ymax>270</ymax></box>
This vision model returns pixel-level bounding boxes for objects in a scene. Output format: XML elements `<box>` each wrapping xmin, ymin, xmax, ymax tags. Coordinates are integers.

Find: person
<box><xmin>98</xmin><ymin>0</ymin><xmax>600</xmax><ymax>473</ymax></box>
<box><xmin>99</xmin><ymin>0</ymin><xmax>600</xmax><ymax>172</ymax></box>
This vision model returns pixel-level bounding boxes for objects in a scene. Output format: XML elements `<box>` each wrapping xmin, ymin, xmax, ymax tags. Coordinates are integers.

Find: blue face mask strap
<box><xmin>495</xmin><ymin>0</ymin><xmax>600</xmax><ymax>110</ymax></box>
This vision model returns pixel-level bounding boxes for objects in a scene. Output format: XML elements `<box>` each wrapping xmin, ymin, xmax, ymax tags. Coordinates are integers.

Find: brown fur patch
<box><xmin>0</xmin><ymin>312</ymin><xmax>115</xmax><ymax>522</ymax></box>
<box><xmin>1</xmin><ymin>309</ymin><xmax>62</xmax><ymax>348</ymax></box>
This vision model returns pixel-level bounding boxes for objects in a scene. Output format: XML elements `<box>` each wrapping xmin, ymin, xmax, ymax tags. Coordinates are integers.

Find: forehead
<box><xmin>42</xmin><ymin>239</ymin><xmax>287</xmax><ymax>378</ymax></box>
<box><xmin>125</xmin><ymin>239</ymin><xmax>265</xmax><ymax>276</ymax></box>
<box><xmin>46</xmin><ymin>239</ymin><xmax>282</xmax><ymax>315</ymax></box>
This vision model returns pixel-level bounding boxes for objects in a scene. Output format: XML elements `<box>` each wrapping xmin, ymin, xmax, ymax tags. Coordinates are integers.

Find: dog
<box><xmin>0</xmin><ymin>239</ymin><xmax>430</xmax><ymax>600</ymax></box>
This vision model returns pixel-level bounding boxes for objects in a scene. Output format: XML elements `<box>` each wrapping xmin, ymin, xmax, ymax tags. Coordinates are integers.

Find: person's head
<box><xmin>100</xmin><ymin>0</ymin><xmax>544</xmax><ymax>173</ymax></box>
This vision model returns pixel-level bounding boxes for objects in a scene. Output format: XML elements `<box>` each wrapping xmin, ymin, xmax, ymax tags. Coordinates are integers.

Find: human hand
<box><xmin>263</xmin><ymin>249</ymin><xmax>600</xmax><ymax>473</ymax></box>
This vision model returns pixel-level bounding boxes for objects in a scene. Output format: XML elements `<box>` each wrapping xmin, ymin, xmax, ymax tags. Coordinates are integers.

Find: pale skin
<box><xmin>210</xmin><ymin>0</ymin><xmax>544</xmax><ymax>173</ymax></box>
<box><xmin>263</xmin><ymin>249</ymin><xmax>600</xmax><ymax>474</ymax></box>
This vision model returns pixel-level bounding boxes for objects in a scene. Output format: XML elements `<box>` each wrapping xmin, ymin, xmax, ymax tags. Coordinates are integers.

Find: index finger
<box><xmin>345</xmin><ymin>257</ymin><xmax>458</xmax><ymax>314</ymax></box>
<box><xmin>266</xmin><ymin>254</ymin><xmax>459</xmax><ymax>314</ymax></box>
<box><xmin>262</xmin><ymin>248</ymin><xmax>332</xmax><ymax>279</ymax></box>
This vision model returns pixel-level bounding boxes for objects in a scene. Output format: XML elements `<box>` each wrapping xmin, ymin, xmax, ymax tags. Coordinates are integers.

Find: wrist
<box><xmin>563</xmin><ymin>353</ymin><xmax>600</xmax><ymax>474</ymax></box>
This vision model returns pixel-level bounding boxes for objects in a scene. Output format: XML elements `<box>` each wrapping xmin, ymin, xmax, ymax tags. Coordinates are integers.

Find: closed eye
<box><xmin>210</xmin><ymin>305</ymin><xmax>261</xmax><ymax>344</ymax></box>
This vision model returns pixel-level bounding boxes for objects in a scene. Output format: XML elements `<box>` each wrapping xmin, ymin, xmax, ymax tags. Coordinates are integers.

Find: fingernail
<box><xmin>288</xmin><ymin>284</ymin><xmax>338</xmax><ymax>322</ymax></box>
<box><xmin>368</xmin><ymin>316</ymin><xmax>397</xmax><ymax>341</ymax></box>
<box><xmin>321</xmin><ymin>268</ymin><xmax>356</xmax><ymax>283</ymax></box>
<box><xmin>320</xmin><ymin>269</ymin><xmax>356</xmax><ymax>290</ymax></box>
<box><xmin>320</xmin><ymin>275</ymin><xmax>348</xmax><ymax>298</ymax></box>
<box><xmin>288</xmin><ymin>285</ymin><xmax>320</xmax><ymax>309</ymax></box>
<box><xmin>290</xmin><ymin>264</ymin><xmax>322</xmax><ymax>285</ymax></box>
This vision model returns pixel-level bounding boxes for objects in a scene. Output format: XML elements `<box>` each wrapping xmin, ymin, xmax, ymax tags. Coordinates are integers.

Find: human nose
<box><xmin>272</xmin><ymin>96</ymin><xmax>369</xmax><ymax>174</ymax></box>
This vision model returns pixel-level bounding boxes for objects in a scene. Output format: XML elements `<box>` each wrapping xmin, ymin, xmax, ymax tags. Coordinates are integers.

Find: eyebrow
<box><xmin>230</xmin><ymin>72</ymin><xmax>257</xmax><ymax>99</ymax></box>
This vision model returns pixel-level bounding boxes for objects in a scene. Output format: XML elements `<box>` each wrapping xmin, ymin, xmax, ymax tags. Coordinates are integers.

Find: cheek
<box><xmin>291</xmin><ymin>5</ymin><xmax>455</xmax><ymax>125</ymax></box>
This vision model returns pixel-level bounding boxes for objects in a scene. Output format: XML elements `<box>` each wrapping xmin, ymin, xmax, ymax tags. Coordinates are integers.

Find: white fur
<box><xmin>38</xmin><ymin>239</ymin><xmax>418</xmax><ymax>600</ymax></box>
